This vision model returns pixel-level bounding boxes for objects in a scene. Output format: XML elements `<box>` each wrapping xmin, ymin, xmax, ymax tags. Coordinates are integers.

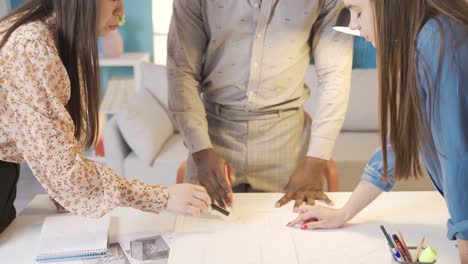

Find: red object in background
<box><xmin>101</xmin><ymin>30</ymin><xmax>124</xmax><ymax>58</ymax></box>
<box><xmin>95</xmin><ymin>138</ymin><xmax>105</xmax><ymax>157</ymax></box>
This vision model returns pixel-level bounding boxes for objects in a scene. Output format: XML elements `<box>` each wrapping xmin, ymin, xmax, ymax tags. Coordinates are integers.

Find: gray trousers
<box><xmin>185</xmin><ymin>105</ymin><xmax>310</xmax><ymax>192</ymax></box>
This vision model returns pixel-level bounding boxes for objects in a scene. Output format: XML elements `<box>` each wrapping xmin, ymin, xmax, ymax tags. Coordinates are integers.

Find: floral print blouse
<box><xmin>0</xmin><ymin>18</ymin><xmax>169</xmax><ymax>217</ymax></box>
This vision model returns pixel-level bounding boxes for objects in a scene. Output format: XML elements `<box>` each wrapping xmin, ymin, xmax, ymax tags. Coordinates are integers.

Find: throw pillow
<box><xmin>141</xmin><ymin>62</ymin><xmax>179</xmax><ymax>132</ymax></box>
<box><xmin>116</xmin><ymin>88</ymin><xmax>174</xmax><ymax>166</ymax></box>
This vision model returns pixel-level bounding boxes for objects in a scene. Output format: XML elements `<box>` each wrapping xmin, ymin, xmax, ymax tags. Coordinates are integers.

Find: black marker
<box><xmin>211</xmin><ymin>203</ymin><xmax>230</xmax><ymax>216</ymax></box>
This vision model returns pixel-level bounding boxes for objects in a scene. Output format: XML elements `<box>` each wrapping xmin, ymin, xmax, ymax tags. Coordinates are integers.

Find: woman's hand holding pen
<box><xmin>286</xmin><ymin>204</ymin><xmax>349</xmax><ymax>230</ymax></box>
<box><xmin>166</xmin><ymin>183</ymin><xmax>211</xmax><ymax>216</ymax></box>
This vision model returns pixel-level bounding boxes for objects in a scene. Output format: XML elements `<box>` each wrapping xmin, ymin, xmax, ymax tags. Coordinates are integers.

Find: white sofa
<box><xmin>104</xmin><ymin>63</ymin><xmax>434</xmax><ymax>191</ymax></box>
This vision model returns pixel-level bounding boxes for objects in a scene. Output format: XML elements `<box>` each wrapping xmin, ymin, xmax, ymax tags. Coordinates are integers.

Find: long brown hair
<box><xmin>0</xmin><ymin>0</ymin><xmax>100</xmax><ymax>148</ymax></box>
<box><xmin>372</xmin><ymin>0</ymin><xmax>468</xmax><ymax>180</ymax></box>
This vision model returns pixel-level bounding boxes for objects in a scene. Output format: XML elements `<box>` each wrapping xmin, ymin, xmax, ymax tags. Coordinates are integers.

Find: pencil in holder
<box><xmin>390</xmin><ymin>246</ymin><xmax>435</xmax><ymax>264</ymax></box>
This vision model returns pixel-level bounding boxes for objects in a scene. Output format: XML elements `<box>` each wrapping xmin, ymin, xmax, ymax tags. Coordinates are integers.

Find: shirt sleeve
<box><xmin>307</xmin><ymin>1</ymin><xmax>354</xmax><ymax>160</ymax></box>
<box><xmin>361</xmin><ymin>146</ymin><xmax>396</xmax><ymax>192</ymax></box>
<box><xmin>416</xmin><ymin>18</ymin><xmax>468</xmax><ymax>240</ymax></box>
<box><xmin>5</xmin><ymin>34</ymin><xmax>169</xmax><ymax>218</ymax></box>
<box><xmin>167</xmin><ymin>0</ymin><xmax>211</xmax><ymax>154</ymax></box>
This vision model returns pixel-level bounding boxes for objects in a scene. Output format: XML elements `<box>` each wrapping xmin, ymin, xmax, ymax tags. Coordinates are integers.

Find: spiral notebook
<box><xmin>35</xmin><ymin>215</ymin><xmax>110</xmax><ymax>263</ymax></box>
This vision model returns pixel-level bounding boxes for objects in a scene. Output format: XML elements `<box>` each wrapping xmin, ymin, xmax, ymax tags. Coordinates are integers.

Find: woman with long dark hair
<box><xmin>0</xmin><ymin>0</ymin><xmax>211</xmax><ymax>234</ymax></box>
<box><xmin>287</xmin><ymin>0</ymin><xmax>468</xmax><ymax>262</ymax></box>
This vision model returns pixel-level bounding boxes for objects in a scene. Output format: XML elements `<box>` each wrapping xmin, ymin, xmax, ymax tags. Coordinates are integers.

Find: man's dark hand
<box><xmin>192</xmin><ymin>148</ymin><xmax>232</xmax><ymax>208</ymax></box>
<box><xmin>275</xmin><ymin>157</ymin><xmax>333</xmax><ymax>210</ymax></box>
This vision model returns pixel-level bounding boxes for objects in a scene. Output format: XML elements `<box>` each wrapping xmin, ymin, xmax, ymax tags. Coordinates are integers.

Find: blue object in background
<box><xmin>10</xmin><ymin>0</ymin><xmax>22</xmax><ymax>8</ymax></box>
<box><xmin>352</xmin><ymin>37</ymin><xmax>377</xmax><ymax>69</ymax></box>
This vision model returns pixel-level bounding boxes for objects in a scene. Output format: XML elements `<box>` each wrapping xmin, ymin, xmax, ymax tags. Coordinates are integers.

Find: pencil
<box><xmin>380</xmin><ymin>225</ymin><xmax>396</xmax><ymax>248</ymax></box>
<box><xmin>397</xmin><ymin>231</ymin><xmax>412</xmax><ymax>262</ymax></box>
<box><xmin>380</xmin><ymin>225</ymin><xmax>403</xmax><ymax>261</ymax></box>
<box><xmin>414</xmin><ymin>236</ymin><xmax>426</xmax><ymax>261</ymax></box>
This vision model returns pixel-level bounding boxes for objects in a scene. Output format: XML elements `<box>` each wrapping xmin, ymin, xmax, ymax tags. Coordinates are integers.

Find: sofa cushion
<box><xmin>116</xmin><ymin>88</ymin><xmax>174</xmax><ymax>166</ymax></box>
<box><xmin>123</xmin><ymin>134</ymin><xmax>187</xmax><ymax>186</ymax></box>
<box><xmin>333</xmin><ymin>132</ymin><xmax>380</xmax><ymax>162</ymax></box>
<box><xmin>141</xmin><ymin>62</ymin><xmax>179</xmax><ymax>132</ymax></box>
<box><xmin>304</xmin><ymin>66</ymin><xmax>379</xmax><ymax>131</ymax></box>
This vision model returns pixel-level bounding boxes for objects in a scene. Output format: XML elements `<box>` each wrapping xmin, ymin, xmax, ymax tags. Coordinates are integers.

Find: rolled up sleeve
<box><xmin>361</xmin><ymin>147</ymin><xmax>396</xmax><ymax>192</ymax></box>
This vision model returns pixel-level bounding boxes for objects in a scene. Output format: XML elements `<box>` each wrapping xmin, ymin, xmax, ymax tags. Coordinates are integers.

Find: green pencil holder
<box><xmin>390</xmin><ymin>246</ymin><xmax>436</xmax><ymax>264</ymax></box>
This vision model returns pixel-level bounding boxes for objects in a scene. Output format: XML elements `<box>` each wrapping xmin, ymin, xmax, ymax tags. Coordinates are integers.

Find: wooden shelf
<box><xmin>99</xmin><ymin>52</ymin><xmax>150</xmax><ymax>91</ymax></box>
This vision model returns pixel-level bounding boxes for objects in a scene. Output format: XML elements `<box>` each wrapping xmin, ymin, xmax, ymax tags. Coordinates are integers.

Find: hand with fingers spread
<box><xmin>287</xmin><ymin>180</ymin><xmax>385</xmax><ymax>230</ymax></box>
<box><xmin>192</xmin><ymin>148</ymin><xmax>233</xmax><ymax>209</ymax></box>
<box><xmin>286</xmin><ymin>204</ymin><xmax>349</xmax><ymax>230</ymax></box>
<box><xmin>275</xmin><ymin>157</ymin><xmax>333</xmax><ymax>210</ymax></box>
<box><xmin>166</xmin><ymin>183</ymin><xmax>211</xmax><ymax>216</ymax></box>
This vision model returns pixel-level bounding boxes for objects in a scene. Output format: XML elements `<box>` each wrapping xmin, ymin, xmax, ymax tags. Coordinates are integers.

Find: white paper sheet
<box><xmin>168</xmin><ymin>208</ymin><xmax>298</xmax><ymax>264</ymax></box>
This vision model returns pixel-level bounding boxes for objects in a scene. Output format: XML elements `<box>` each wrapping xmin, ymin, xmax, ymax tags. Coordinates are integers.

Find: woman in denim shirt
<box><xmin>287</xmin><ymin>0</ymin><xmax>468</xmax><ymax>262</ymax></box>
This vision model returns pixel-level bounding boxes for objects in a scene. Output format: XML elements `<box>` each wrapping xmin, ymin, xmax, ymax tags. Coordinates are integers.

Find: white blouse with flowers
<box><xmin>0</xmin><ymin>18</ymin><xmax>169</xmax><ymax>217</ymax></box>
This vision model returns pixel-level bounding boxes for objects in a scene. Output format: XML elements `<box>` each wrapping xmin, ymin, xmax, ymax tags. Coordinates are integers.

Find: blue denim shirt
<box><xmin>362</xmin><ymin>16</ymin><xmax>468</xmax><ymax>241</ymax></box>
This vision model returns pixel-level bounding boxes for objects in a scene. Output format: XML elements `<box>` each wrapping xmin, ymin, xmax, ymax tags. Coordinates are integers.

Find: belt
<box><xmin>204</xmin><ymin>101</ymin><xmax>301</xmax><ymax>121</ymax></box>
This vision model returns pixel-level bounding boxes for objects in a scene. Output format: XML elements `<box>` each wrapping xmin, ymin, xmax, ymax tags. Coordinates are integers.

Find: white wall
<box><xmin>152</xmin><ymin>0</ymin><xmax>173</xmax><ymax>65</ymax></box>
<box><xmin>0</xmin><ymin>0</ymin><xmax>11</xmax><ymax>19</ymax></box>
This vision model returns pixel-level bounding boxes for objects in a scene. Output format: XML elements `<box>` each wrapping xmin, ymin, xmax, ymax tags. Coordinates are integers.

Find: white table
<box><xmin>0</xmin><ymin>192</ymin><xmax>458</xmax><ymax>263</ymax></box>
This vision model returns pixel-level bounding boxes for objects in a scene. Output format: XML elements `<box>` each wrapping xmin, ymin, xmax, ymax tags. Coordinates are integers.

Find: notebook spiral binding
<box><xmin>36</xmin><ymin>248</ymin><xmax>108</xmax><ymax>263</ymax></box>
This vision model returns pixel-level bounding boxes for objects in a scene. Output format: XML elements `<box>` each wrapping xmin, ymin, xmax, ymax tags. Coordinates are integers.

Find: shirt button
<box><xmin>256</xmin><ymin>33</ymin><xmax>262</xmax><ymax>39</ymax></box>
<box><xmin>253</xmin><ymin>62</ymin><xmax>258</xmax><ymax>68</ymax></box>
<box><xmin>254</xmin><ymin>3</ymin><xmax>260</xmax><ymax>8</ymax></box>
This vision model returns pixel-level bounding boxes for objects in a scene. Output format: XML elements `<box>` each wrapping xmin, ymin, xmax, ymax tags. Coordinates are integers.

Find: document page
<box><xmin>168</xmin><ymin>207</ymin><xmax>298</xmax><ymax>264</ymax></box>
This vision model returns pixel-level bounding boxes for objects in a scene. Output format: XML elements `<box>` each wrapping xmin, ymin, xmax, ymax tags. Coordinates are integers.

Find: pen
<box><xmin>414</xmin><ymin>236</ymin><xmax>425</xmax><ymax>261</ymax></box>
<box><xmin>397</xmin><ymin>231</ymin><xmax>412</xmax><ymax>262</ymax></box>
<box><xmin>392</xmin><ymin>234</ymin><xmax>410</xmax><ymax>262</ymax></box>
<box><xmin>224</xmin><ymin>163</ymin><xmax>233</xmax><ymax>205</ymax></box>
<box><xmin>211</xmin><ymin>203</ymin><xmax>230</xmax><ymax>216</ymax></box>
<box><xmin>380</xmin><ymin>225</ymin><xmax>396</xmax><ymax>248</ymax></box>
<box><xmin>380</xmin><ymin>225</ymin><xmax>403</xmax><ymax>261</ymax></box>
<box><xmin>390</xmin><ymin>245</ymin><xmax>404</xmax><ymax>262</ymax></box>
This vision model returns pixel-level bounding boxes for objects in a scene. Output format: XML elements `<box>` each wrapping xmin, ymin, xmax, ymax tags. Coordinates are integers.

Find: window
<box><xmin>152</xmin><ymin>0</ymin><xmax>173</xmax><ymax>65</ymax></box>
